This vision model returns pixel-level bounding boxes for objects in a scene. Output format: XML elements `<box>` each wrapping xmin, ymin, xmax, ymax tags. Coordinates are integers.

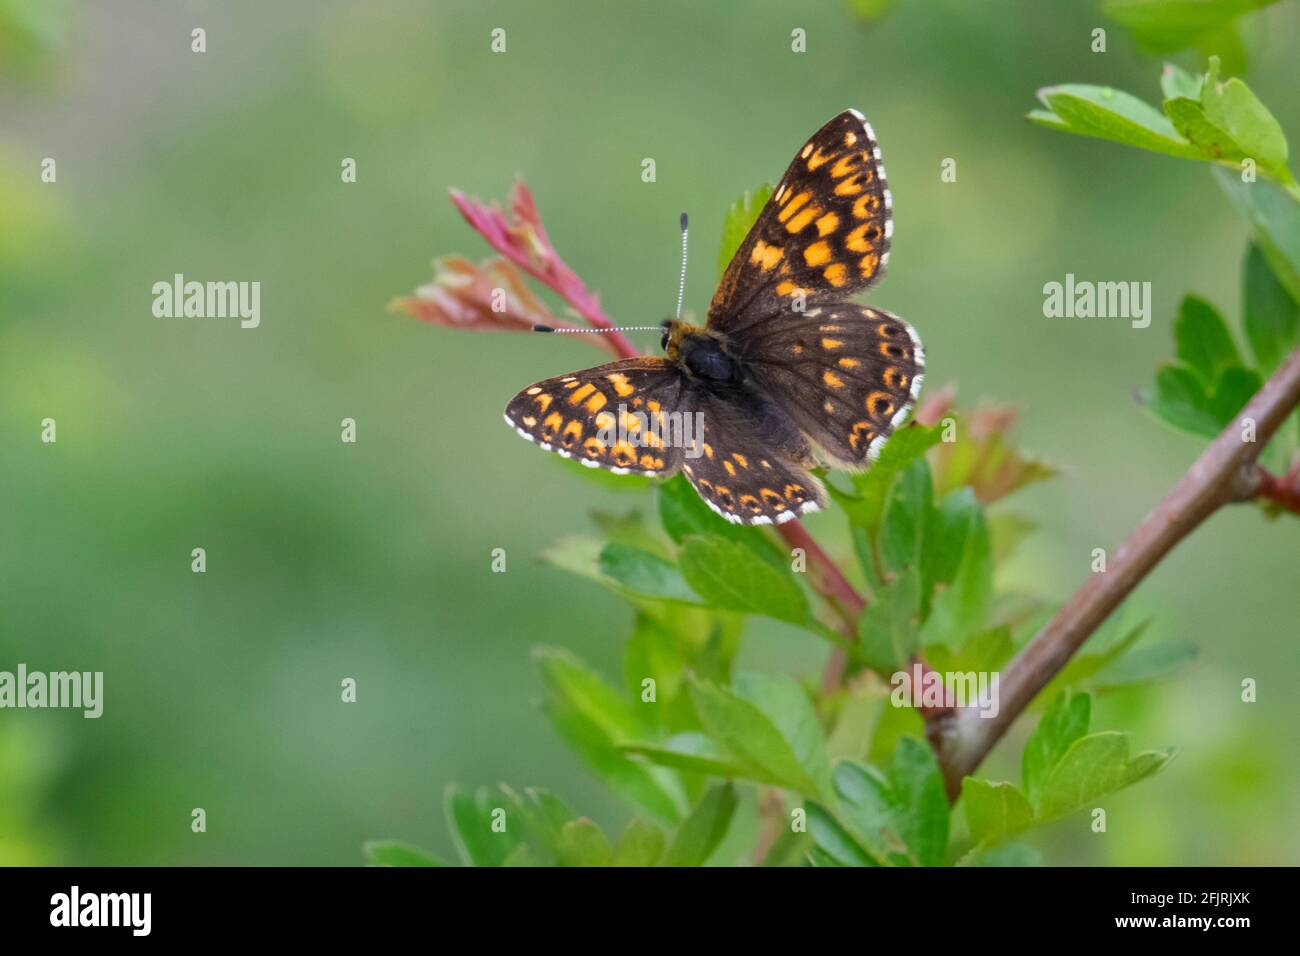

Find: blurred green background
<box><xmin>1</xmin><ymin>0</ymin><xmax>1297</xmax><ymax>865</ymax></box>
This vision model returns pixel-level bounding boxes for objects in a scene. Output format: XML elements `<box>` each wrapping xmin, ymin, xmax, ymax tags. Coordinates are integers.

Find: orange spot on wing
<box><xmin>823</xmin><ymin>370</ymin><xmax>845</xmax><ymax>388</ymax></box>
<box><xmin>606</xmin><ymin>372</ymin><xmax>636</xmax><ymax>397</ymax></box>
<box><xmin>803</xmin><ymin>241</ymin><xmax>831</xmax><ymax>267</ymax></box>
<box><xmin>815</xmin><ymin>212</ymin><xmax>839</xmax><ymax>237</ymax></box>
<box><xmin>823</xmin><ymin>262</ymin><xmax>847</xmax><ymax>286</ymax></box>
<box><xmin>778</xmin><ymin>190</ymin><xmax>811</xmax><ymax>222</ymax></box>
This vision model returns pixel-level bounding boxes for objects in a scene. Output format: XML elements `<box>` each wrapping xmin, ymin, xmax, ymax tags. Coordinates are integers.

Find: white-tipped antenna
<box><xmin>675</xmin><ymin>212</ymin><xmax>689</xmax><ymax>319</ymax></box>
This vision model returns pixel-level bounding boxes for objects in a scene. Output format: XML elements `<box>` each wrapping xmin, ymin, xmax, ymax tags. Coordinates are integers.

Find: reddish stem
<box><xmin>1254</xmin><ymin>466</ymin><xmax>1300</xmax><ymax>514</ymax></box>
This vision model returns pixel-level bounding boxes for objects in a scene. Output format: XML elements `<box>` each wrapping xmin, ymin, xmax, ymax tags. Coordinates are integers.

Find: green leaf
<box><xmin>621</xmin><ymin>731</ymin><xmax>750</xmax><ymax>778</ymax></box>
<box><xmin>922</xmin><ymin>488</ymin><xmax>980</xmax><ymax>602</ymax></box>
<box><xmin>880</xmin><ymin>458</ymin><xmax>934</xmax><ymax>576</ymax></box>
<box><xmin>598</xmin><ymin>542</ymin><xmax>702</xmax><ymax>605</ymax></box>
<box><xmin>831</xmin><ymin>750</ymin><xmax>942</xmax><ymax>867</ymax></box>
<box><xmin>614</xmin><ymin>818</ymin><xmax>665</xmax><ymax>866</ymax></box>
<box><xmin>1089</xmin><ymin>641</ymin><xmax>1198</xmax><ymax>687</ymax></box>
<box><xmin>1160</xmin><ymin>62</ymin><xmax>1201</xmax><ymax>102</ymax></box>
<box><xmin>1174</xmin><ymin>295</ymin><xmax>1241</xmax><ymax>385</ymax></box>
<box><xmin>556</xmin><ymin>818</ymin><xmax>614</xmax><ymax>867</ymax></box>
<box><xmin>1215</xmin><ymin>170</ymin><xmax>1300</xmax><ymax>302</ymax></box>
<box><xmin>1199</xmin><ymin>56</ymin><xmax>1290</xmax><ymax>177</ymax></box>
<box><xmin>832</xmin><ymin>424</ymin><xmax>942</xmax><ymax>531</ymax></box>
<box><xmin>888</xmin><ymin>738</ymin><xmax>950</xmax><ymax>866</ymax></box>
<box><xmin>688</xmin><ymin>680</ymin><xmax>822</xmax><ymax>794</ymax></box>
<box><xmin>1032</xmin><ymin>84</ymin><xmax>1199</xmax><ymax>160</ymax></box>
<box><xmin>857</xmin><ymin>566</ymin><xmax>920</xmax><ymax>672</ymax></box>
<box><xmin>920</xmin><ymin>503</ymin><xmax>992</xmax><ymax>648</ymax></box>
<box><xmin>1036</xmin><ymin>733</ymin><xmax>1173</xmax><ymax>821</ymax></box>
<box><xmin>961</xmin><ymin>778</ymin><xmax>1035</xmax><ymax>848</ymax></box>
<box><xmin>444</xmin><ymin>785</ymin><xmax>520</xmax><ymax>867</ymax></box>
<box><xmin>658</xmin><ymin>474</ymin><xmax>785</xmax><ymax>567</ymax></box>
<box><xmin>717</xmin><ymin>185</ymin><xmax>774</xmax><ymax>279</ymax></box>
<box><xmin>965</xmin><ymin>842</ymin><xmax>1044</xmax><ymax>867</ymax></box>
<box><xmin>1243</xmin><ymin>242</ymin><xmax>1300</xmax><ymax>377</ymax></box>
<box><xmin>733</xmin><ymin>673</ymin><xmax>832</xmax><ymax>797</ymax></box>
<box><xmin>1103</xmin><ymin>0</ymin><xmax>1279</xmax><ymax>56</ymax></box>
<box><xmin>664</xmin><ymin>782</ymin><xmax>739</xmax><ymax>866</ymax></box>
<box><xmin>805</xmin><ymin>802</ymin><xmax>879</xmax><ymax>866</ymax></box>
<box><xmin>1022</xmin><ymin>691</ymin><xmax>1092</xmax><ymax>806</ymax></box>
<box><xmin>678</xmin><ymin>534</ymin><xmax>809</xmax><ymax>625</ymax></box>
<box><xmin>536</xmin><ymin>647</ymin><xmax>686</xmax><ymax>823</ymax></box>
<box><xmin>1144</xmin><ymin>362</ymin><xmax>1223</xmax><ymax>437</ymax></box>
<box><xmin>364</xmin><ymin>840</ymin><xmax>447</xmax><ymax>867</ymax></box>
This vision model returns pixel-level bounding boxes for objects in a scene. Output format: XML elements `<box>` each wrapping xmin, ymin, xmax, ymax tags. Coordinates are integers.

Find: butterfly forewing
<box><xmin>708</xmin><ymin>109</ymin><xmax>893</xmax><ymax>334</ymax></box>
<box><xmin>504</xmin><ymin>357</ymin><xmax>690</xmax><ymax>476</ymax></box>
<box><xmin>740</xmin><ymin>305</ymin><xmax>925</xmax><ymax>469</ymax></box>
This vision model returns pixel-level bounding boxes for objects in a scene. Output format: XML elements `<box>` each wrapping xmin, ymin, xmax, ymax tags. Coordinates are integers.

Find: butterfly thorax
<box><xmin>664</xmin><ymin>322</ymin><xmax>739</xmax><ymax>384</ymax></box>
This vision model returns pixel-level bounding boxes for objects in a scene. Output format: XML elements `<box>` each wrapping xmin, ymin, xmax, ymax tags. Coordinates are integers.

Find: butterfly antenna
<box><xmin>675</xmin><ymin>211</ymin><xmax>689</xmax><ymax>320</ymax></box>
<box><xmin>532</xmin><ymin>212</ymin><xmax>690</xmax><ymax>336</ymax></box>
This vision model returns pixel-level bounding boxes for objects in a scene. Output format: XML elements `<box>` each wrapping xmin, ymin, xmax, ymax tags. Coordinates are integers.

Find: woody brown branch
<box><xmin>927</xmin><ymin>345</ymin><xmax>1300</xmax><ymax>800</ymax></box>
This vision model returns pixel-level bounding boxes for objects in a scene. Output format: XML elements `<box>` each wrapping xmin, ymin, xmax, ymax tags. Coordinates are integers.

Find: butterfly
<box><xmin>504</xmin><ymin>109</ymin><xmax>924</xmax><ymax>525</ymax></box>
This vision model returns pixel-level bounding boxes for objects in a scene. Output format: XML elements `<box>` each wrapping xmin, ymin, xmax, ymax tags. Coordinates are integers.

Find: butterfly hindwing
<box><xmin>741</xmin><ymin>305</ymin><xmax>924</xmax><ymax>469</ymax></box>
<box><xmin>708</xmin><ymin>109</ymin><xmax>892</xmax><ymax>334</ymax></box>
<box><xmin>681</xmin><ymin>391</ymin><xmax>827</xmax><ymax>525</ymax></box>
<box><xmin>504</xmin><ymin>358</ymin><xmax>689</xmax><ymax>476</ymax></box>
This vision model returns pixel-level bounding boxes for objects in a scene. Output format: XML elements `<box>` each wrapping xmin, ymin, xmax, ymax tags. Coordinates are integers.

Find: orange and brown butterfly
<box><xmin>504</xmin><ymin>109</ymin><xmax>924</xmax><ymax>525</ymax></box>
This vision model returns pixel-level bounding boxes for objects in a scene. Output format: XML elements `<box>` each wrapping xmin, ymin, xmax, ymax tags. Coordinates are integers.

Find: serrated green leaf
<box><xmin>556</xmin><ymin>818</ymin><xmax>614</xmax><ymax>867</ymax></box>
<box><xmin>1022</xmin><ymin>690</ymin><xmax>1092</xmax><ymax>806</ymax></box>
<box><xmin>1200</xmin><ymin>56</ymin><xmax>1290</xmax><ymax>176</ymax></box>
<box><xmin>733</xmin><ymin>673</ymin><xmax>832</xmax><ymax>798</ymax></box>
<box><xmin>614</xmin><ymin>818</ymin><xmax>665</xmax><ymax>866</ymax></box>
<box><xmin>961</xmin><ymin>778</ymin><xmax>1035</xmax><ymax>847</ymax></box>
<box><xmin>688</xmin><ymin>680</ymin><xmax>820</xmax><ymax>794</ymax></box>
<box><xmin>664</xmin><ymin>782</ymin><xmax>739</xmax><ymax>866</ymax></box>
<box><xmin>830</xmin><ymin>760</ymin><xmax>913</xmax><ymax>866</ymax></box>
<box><xmin>1037</xmin><ymin>733</ymin><xmax>1173</xmax><ymax>821</ymax></box>
<box><xmin>364</xmin><ymin>840</ymin><xmax>447</xmax><ymax>867</ymax></box>
<box><xmin>1174</xmin><ymin>295</ymin><xmax>1241</xmax><ymax>384</ymax></box>
<box><xmin>718</xmin><ymin>185</ymin><xmax>774</xmax><ymax>279</ymax></box>
<box><xmin>678</xmin><ymin>534</ymin><xmax>809</xmax><ymax>624</ymax></box>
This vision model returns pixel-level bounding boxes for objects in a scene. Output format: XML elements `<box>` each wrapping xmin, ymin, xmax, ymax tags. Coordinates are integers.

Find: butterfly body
<box><xmin>505</xmin><ymin>109</ymin><xmax>924</xmax><ymax>525</ymax></box>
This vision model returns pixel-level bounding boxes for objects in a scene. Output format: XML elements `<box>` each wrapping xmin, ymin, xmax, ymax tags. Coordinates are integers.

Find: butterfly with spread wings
<box><xmin>504</xmin><ymin>109</ymin><xmax>924</xmax><ymax>525</ymax></box>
